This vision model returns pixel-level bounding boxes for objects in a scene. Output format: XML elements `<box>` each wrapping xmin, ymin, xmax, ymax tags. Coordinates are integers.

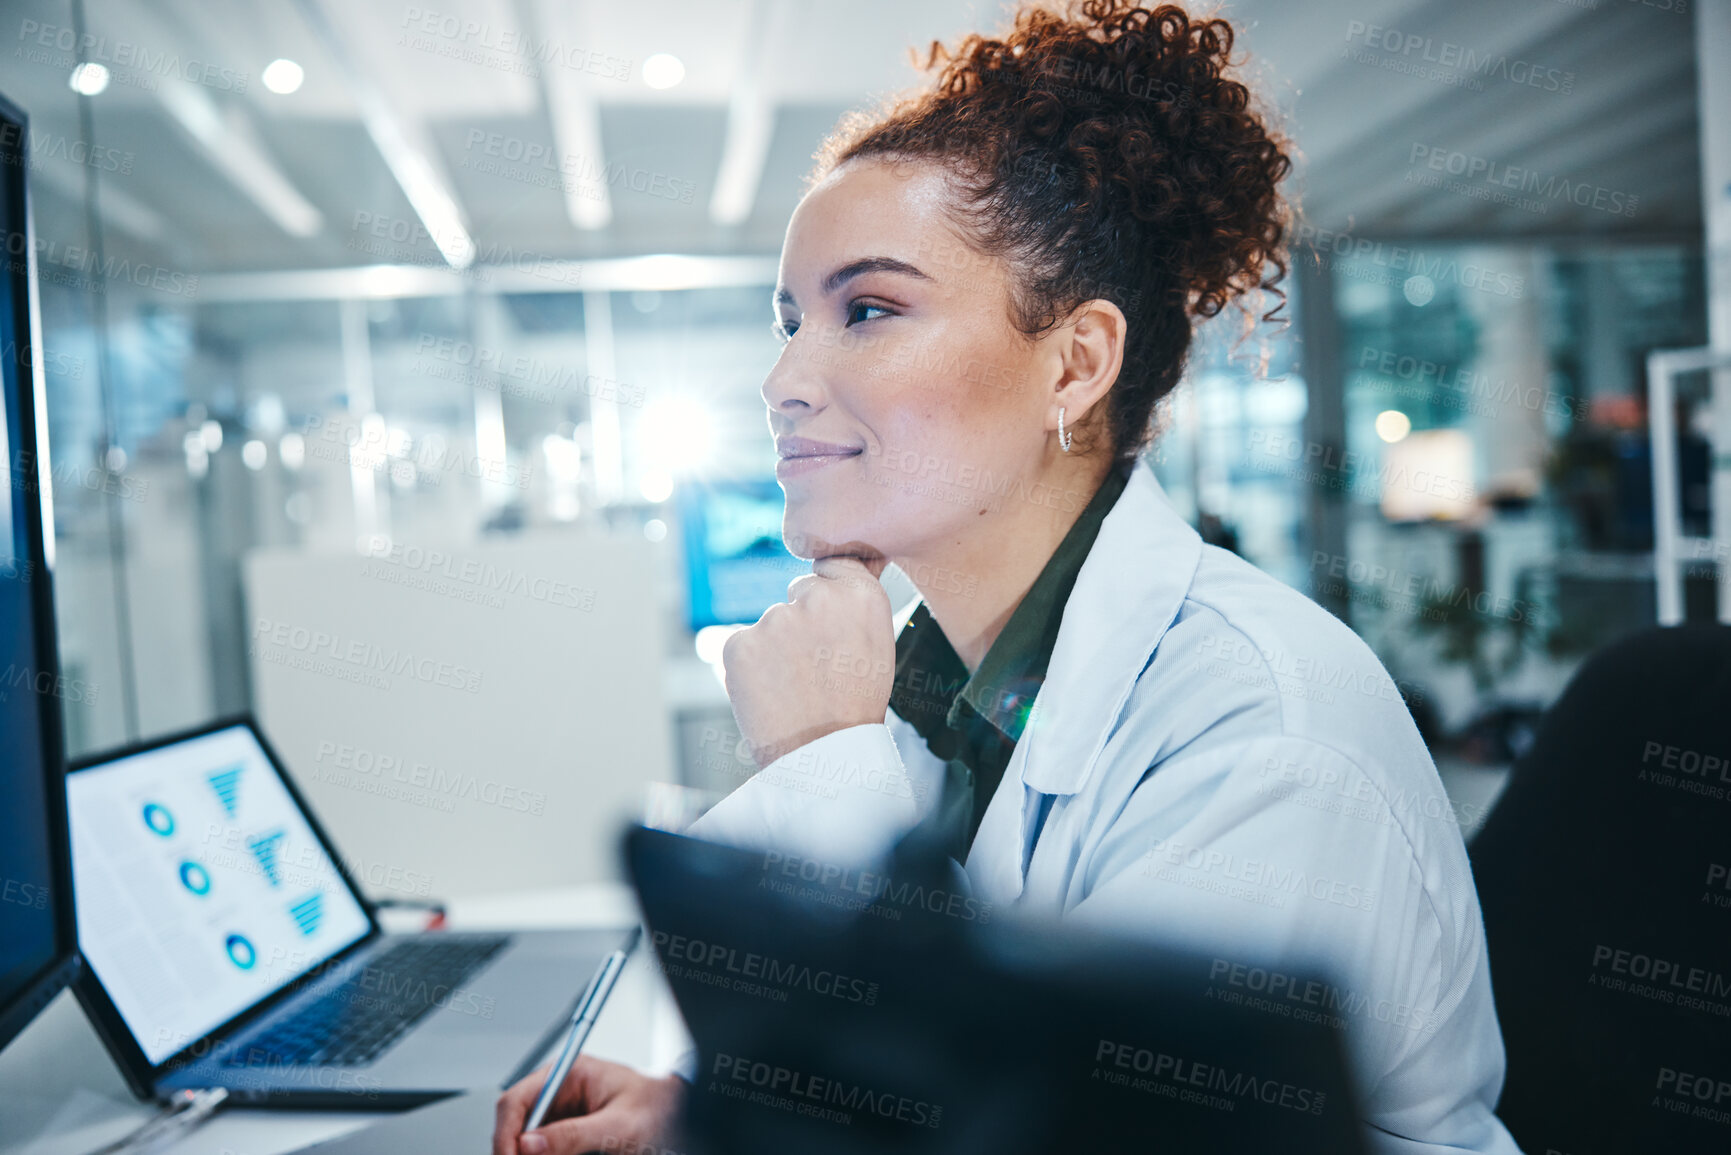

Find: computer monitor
<box><xmin>0</xmin><ymin>88</ymin><xmax>79</xmax><ymax>1053</ymax></box>
<box><xmin>677</xmin><ymin>479</ymin><xmax>805</xmax><ymax>631</ymax></box>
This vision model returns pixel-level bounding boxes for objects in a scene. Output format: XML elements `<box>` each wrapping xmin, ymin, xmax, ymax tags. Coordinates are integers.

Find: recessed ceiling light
<box><xmin>642</xmin><ymin>53</ymin><xmax>685</xmax><ymax>90</ymax></box>
<box><xmin>69</xmin><ymin>62</ymin><xmax>110</xmax><ymax>96</ymax></box>
<box><xmin>262</xmin><ymin>58</ymin><xmax>304</xmax><ymax>95</ymax></box>
<box><xmin>1374</xmin><ymin>410</ymin><xmax>1413</xmax><ymax>444</ymax></box>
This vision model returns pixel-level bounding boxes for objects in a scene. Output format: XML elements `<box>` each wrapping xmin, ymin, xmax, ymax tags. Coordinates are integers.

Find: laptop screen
<box><xmin>68</xmin><ymin>724</ymin><xmax>371</xmax><ymax>1065</ymax></box>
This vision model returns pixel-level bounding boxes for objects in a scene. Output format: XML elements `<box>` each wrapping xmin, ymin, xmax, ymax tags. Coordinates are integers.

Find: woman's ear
<box><xmin>1049</xmin><ymin>297</ymin><xmax>1127</xmax><ymax>435</ymax></box>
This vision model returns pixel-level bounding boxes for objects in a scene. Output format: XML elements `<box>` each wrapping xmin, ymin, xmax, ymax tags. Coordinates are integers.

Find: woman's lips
<box><xmin>775</xmin><ymin>448</ymin><xmax>862</xmax><ymax>479</ymax></box>
<box><xmin>775</xmin><ymin>436</ymin><xmax>863</xmax><ymax>480</ymax></box>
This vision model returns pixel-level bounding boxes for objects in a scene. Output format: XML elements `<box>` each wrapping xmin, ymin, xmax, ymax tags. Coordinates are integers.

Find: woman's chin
<box><xmin>782</xmin><ymin>515</ymin><xmax>832</xmax><ymax>560</ymax></box>
<box><xmin>782</xmin><ymin>509</ymin><xmax>860</xmax><ymax>562</ymax></box>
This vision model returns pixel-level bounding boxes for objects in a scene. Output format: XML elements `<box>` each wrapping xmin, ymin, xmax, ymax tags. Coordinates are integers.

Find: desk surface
<box><xmin>0</xmin><ymin>883</ymin><xmax>690</xmax><ymax>1155</ymax></box>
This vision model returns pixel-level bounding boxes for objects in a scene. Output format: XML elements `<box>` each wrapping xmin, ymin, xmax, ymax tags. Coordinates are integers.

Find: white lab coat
<box><xmin>688</xmin><ymin>457</ymin><xmax>1523</xmax><ymax>1154</ymax></box>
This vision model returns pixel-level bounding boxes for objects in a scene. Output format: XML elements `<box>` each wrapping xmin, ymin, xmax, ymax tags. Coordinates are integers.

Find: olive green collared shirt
<box><xmin>887</xmin><ymin>462</ymin><xmax>1132</xmax><ymax>860</ymax></box>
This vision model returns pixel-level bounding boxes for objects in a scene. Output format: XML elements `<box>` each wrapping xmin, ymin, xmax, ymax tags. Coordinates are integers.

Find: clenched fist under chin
<box><xmin>721</xmin><ymin>555</ymin><xmax>896</xmax><ymax>769</ymax></box>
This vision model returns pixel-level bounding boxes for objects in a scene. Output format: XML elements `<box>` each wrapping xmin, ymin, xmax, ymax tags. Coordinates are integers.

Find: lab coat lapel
<box><xmin>968</xmin><ymin>459</ymin><xmax>1204</xmax><ymax>904</ymax></box>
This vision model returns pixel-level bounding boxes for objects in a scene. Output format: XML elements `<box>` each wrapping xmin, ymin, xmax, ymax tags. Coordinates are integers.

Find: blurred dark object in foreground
<box><xmin>626</xmin><ymin>825</ymin><xmax>1369</xmax><ymax>1155</ymax></box>
<box><xmin>1471</xmin><ymin>624</ymin><xmax>1731</xmax><ymax>1154</ymax></box>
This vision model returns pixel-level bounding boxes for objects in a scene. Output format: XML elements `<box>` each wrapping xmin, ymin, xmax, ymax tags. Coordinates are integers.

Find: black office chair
<box><xmin>1469</xmin><ymin>624</ymin><xmax>1731</xmax><ymax>1154</ymax></box>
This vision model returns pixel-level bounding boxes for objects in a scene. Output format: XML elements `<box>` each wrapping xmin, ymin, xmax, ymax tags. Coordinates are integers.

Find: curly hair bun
<box><xmin>815</xmin><ymin>0</ymin><xmax>1293</xmax><ymax>460</ymax></box>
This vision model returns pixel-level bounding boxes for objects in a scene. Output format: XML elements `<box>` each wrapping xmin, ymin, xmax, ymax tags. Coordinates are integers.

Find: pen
<box><xmin>522</xmin><ymin>926</ymin><xmax>642</xmax><ymax>1134</ymax></box>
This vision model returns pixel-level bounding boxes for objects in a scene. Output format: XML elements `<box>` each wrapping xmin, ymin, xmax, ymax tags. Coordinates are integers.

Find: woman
<box><xmin>494</xmin><ymin>3</ymin><xmax>1522</xmax><ymax>1152</ymax></box>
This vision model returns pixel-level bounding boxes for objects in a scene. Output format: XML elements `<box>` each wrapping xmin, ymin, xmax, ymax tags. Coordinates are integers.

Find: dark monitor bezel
<box><xmin>0</xmin><ymin>88</ymin><xmax>82</xmax><ymax>1057</ymax></box>
<box><xmin>66</xmin><ymin>715</ymin><xmax>384</xmax><ymax>1100</ymax></box>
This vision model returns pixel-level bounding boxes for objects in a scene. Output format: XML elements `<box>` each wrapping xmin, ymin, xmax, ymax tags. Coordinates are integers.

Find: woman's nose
<box><xmin>761</xmin><ymin>336</ymin><xmax>828</xmax><ymax>416</ymax></box>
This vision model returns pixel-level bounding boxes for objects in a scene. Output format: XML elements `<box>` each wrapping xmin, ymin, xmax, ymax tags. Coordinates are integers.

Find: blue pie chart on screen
<box><xmin>142</xmin><ymin>803</ymin><xmax>175</xmax><ymax>836</ymax></box>
<box><xmin>225</xmin><ymin>934</ymin><xmax>257</xmax><ymax>970</ymax></box>
<box><xmin>178</xmin><ymin>861</ymin><xmax>212</xmax><ymax>896</ymax></box>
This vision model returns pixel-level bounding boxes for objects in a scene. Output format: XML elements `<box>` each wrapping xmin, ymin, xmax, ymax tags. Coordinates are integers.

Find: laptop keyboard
<box><xmin>225</xmin><ymin>934</ymin><xmax>511</xmax><ymax>1068</ymax></box>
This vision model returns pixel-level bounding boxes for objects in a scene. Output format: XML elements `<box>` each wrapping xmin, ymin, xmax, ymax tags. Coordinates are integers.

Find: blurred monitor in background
<box><xmin>678</xmin><ymin>479</ymin><xmax>806</xmax><ymax>632</ymax></box>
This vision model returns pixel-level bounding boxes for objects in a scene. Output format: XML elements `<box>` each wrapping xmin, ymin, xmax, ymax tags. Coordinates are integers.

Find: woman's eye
<box><xmin>772</xmin><ymin>319</ymin><xmax>798</xmax><ymax>343</ymax></box>
<box><xmin>846</xmin><ymin>300</ymin><xmax>891</xmax><ymax>326</ymax></box>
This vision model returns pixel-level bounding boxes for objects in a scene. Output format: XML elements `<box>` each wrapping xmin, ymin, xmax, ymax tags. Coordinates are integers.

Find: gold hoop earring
<box><xmin>1058</xmin><ymin>407</ymin><xmax>1073</xmax><ymax>453</ymax></box>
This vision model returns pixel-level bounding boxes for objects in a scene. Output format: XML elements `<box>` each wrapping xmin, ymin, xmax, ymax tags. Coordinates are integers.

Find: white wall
<box><xmin>243</xmin><ymin>530</ymin><xmax>673</xmax><ymax>900</ymax></box>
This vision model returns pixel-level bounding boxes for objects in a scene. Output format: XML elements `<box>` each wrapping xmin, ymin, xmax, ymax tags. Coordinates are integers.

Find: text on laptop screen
<box><xmin>67</xmin><ymin>725</ymin><xmax>371</xmax><ymax>1065</ymax></box>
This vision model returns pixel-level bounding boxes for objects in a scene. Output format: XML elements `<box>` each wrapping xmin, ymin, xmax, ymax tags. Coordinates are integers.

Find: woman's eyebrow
<box><xmin>822</xmin><ymin>256</ymin><xmax>932</xmax><ymax>295</ymax></box>
<box><xmin>773</xmin><ymin>256</ymin><xmax>933</xmax><ymax>309</ymax></box>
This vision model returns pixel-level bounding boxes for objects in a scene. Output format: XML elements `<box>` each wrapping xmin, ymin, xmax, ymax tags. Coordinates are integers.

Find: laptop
<box><xmin>65</xmin><ymin>716</ymin><xmax>617</xmax><ymax>1108</ymax></box>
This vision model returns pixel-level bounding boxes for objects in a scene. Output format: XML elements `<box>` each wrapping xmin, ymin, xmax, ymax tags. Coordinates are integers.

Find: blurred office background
<box><xmin>8</xmin><ymin>0</ymin><xmax>1727</xmax><ymax>894</ymax></box>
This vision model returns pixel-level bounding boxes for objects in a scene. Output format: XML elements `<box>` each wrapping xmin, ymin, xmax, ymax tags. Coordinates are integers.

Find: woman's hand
<box><xmin>492</xmin><ymin>1056</ymin><xmax>684</xmax><ymax>1155</ymax></box>
<box><xmin>723</xmin><ymin>555</ymin><xmax>895</xmax><ymax>768</ymax></box>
